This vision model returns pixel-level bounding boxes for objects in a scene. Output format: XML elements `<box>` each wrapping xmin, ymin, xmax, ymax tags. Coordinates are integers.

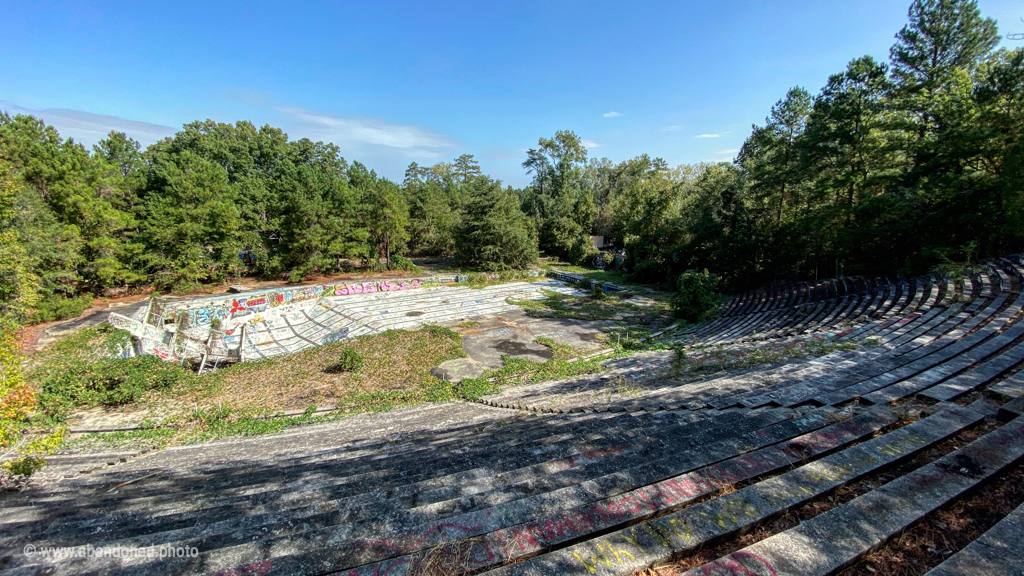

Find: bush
<box><xmin>672</xmin><ymin>270</ymin><xmax>722</xmax><ymax>322</ymax></box>
<box><xmin>330</xmin><ymin>347</ymin><xmax>364</xmax><ymax>373</ymax></box>
<box><xmin>389</xmin><ymin>254</ymin><xmax>421</xmax><ymax>273</ymax></box>
<box><xmin>36</xmin><ymin>355</ymin><xmax>192</xmax><ymax>418</ymax></box>
<box><xmin>28</xmin><ymin>294</ymin><xmax>94</xmax><ymax>324</ymax></box>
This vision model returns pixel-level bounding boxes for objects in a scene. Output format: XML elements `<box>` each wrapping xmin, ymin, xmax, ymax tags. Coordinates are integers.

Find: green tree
<box><xmin>611</xmin><ymin>155</ymin><xmax>678</xmax><ymax>280</ymax></box>
<box><xmin>456</xmin><ymin>179</ymin><xmax>538</xmax><ymax>270</ymax></box>
<box><xmin>140</xmin><ymin>149</ymin><xmax>244</xmax><ymax>289</ymax></box>
<box><xmin>522</xmin><ymin>130</ymin><xmax>596</xmax><ymax>263</ymax></box>
<box><xmin>360</xmin><ymin>169</ymin><xmax>409</xmax><ymax>270</ymax></box>
<box><xmin>0</xmin><ymin>155</ymin><xmax>40</xmax><ymax>448</ymax></box>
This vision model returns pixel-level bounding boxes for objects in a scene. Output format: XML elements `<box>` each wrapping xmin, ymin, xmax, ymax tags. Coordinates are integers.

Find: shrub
<box><xmin>389</xmin><ymin>254</ymin><xmax>421</xmax><ymax>273</ymax></box>
<box><xmin>331</xmin><ymin>347</ymin><xmax>364</xmax><ymax>372</ymax></box>
<box><xmin>36</xmin><ymin>355</ymin><xmax>192</xmax><ymax>418</ymax></box>
<box><xmin>2</xmin><ymin>456</ymin><xmax>46</xmax><ymax>477</ymax></box>
<box><xmin>28</xmin><ymin>294</ymin><xmax>94</xmax><ymax>324</ymax></box>
<box><xmin>672</xmin><ymin>270</ymin><xmax>722</xmax><ymax>322</ymax></box>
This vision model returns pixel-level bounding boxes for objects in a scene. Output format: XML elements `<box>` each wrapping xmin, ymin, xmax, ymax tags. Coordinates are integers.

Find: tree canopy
<box><xmin>0</xmin><ymin>0</ymin><xmax>1021</xmax><ymax>320</ymax></box>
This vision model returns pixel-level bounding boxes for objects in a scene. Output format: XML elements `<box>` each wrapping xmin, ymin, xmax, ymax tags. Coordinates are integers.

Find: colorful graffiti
<box><xmin>107</xmin><ymin>313</ymin><xmax>141</xmax><ymax>333</ymax></box>
<box><xmin>112</xmin><ymin>271</ymin><xmax>548</xmax><ymax>363</ymax></box>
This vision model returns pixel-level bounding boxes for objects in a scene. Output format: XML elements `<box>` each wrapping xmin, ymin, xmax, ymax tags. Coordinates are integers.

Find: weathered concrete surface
<box><xmin>683</xmin><ymin>412</ymin><xmax>1024</xmax><ymax>576</ymax></box>
<box><xmin>432</xmin><ymin>357</ymin><xmax>487</xmax><ymax>381</ymax></box>
<box><xmin>435</xmin><ymin>309</ymin><xmax>613</xmax><ymax>382</ymax></box>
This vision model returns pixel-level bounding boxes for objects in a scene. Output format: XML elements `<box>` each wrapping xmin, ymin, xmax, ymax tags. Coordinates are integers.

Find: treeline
<box><xmin>1</xmin><ymin>0</ymin><xmax>1022</xmax><ymax>328</ymax></box>
<box><xmin>590</xmin><ymin>0</ymin><xmax>1024</xmax><ymax>291</ymax></box>
<box><xmin>0</xmin><ymin>116</ymin><xmax>542</xmax><ymax>323</ymax></box>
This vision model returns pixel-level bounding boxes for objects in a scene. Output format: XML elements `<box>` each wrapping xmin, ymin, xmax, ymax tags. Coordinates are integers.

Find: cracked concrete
<box><xmin>433</xmin><ymin>309</ymin><xmax>613</xmax><ymax>382</ymax></box>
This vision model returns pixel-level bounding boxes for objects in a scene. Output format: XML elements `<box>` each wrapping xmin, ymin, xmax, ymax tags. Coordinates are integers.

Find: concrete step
<box><xmin>681</xmin><ymin>408</ymin><xmax>1024</xmax><ymax>576</ymax></box>
<box><xmin>478</xmin><ymin>402</ymin><xmax>993</xmax><ymax>576</ymax></box>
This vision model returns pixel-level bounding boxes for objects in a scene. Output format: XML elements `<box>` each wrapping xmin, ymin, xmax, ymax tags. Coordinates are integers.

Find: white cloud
<box><xmin>695</xmin><ymin>133</ymin><xmax>721</xmax><ymax>138</ymax></box>
<box><xmin>279</xmin><ymin>107</ymin><xmax>454</xmax><ymax>158</ymax></box>
<box><xmin>661</xmin><ymin>125</ymin><xmax>683</xmax><ymax>132</ymax></box>
<box><xmin>716</xmin><ymin>148</ymin><xmax>740</xmax><ymax>155</ymax></box>
<box><xmin>0</xmin><ymin>101</ymin><xmax>176</xmax><ymax>148</ymax></box>
<box><xmin>581</xmin><ymin>139</ymin><xmax>601</xmax><ymax>149</ymax></box>
<box><xmin>602</xmin><ymin>111</ymin><xmax>621</xmax><ymax>118</ymax></box>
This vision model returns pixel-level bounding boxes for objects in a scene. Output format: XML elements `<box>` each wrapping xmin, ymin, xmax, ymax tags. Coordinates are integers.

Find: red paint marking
<box><xmin>698</xmin><ymin>550</ymin><xmax>778</xmax><ymax>576</ymax></box>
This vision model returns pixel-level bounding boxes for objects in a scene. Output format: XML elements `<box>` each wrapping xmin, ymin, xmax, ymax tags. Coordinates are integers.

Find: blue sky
<box><xmin>1</xmin><ymin>0</ymin><xmax>1021</xmax><ymax>186</ymax></box>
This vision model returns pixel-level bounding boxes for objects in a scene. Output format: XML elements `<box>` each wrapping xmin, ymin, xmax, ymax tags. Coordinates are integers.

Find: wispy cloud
<box><xmin>581</xmin><ymin>139</ymin><xmax>601</xmax><ymax>149</ymax></box>
<box><xmin>661</xmin><ymin>125</ymin><xmax>683</xmax><ymax>132</ymax></box>
<box><xmin>602</xmin><ymin>111</ymin><xmax>621</xmax><ymax>118</ymax></box>
<box><xmin>716</xmin><ymin>148</ymin><xmax>740</xmax><ymax>155</ymax></box>
<box><xmin>695</xmin><ymin>133</ymin><xmax>721</xmax><ymax>138</ymax></box>
<box><xmin>0</xmin><ymin>101</ymin><xmax>176</xmax><ymax>147</ymax></box>
<box><xmin>279</xmin><ymin>107</ymin><xmax>454</xmax><ymax>157</ymax></box>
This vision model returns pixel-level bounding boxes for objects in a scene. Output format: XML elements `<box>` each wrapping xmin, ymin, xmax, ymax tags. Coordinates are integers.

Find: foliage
<box><xmin>36</xmin><ymin>355</ymin><xmax>193</xmax><ymax>419</ymax></box>
<box><xmin>589</xmin><ymin>0</ymin><xmax>1024</xmax><ymax>289</ymax></box>
<box><xmin>522</xmin><ymin>130</ymin><xmax>597</xmax><ymax>264</ymax></box>
<box><xmin>0</xmin><ymin>0</ymin><xmax>1019</xmax><ymax>348</ymax></box>
<box><xmin>388</xmin><ymin>254</ymin><xmax>421</xmax><ymax>273</ymax></box>
<box><xmin>452</xmin><ymin>377</ymin><xmax>500</xmax><ymax>400</ymax></box>
<box><xmin>28</xmin><ymin>294</ymin><xmax>93</xmax><ymax>324</ymax></box>
<box><xmin>422</xmin><ymin>324</ymin><xmax>462</xmax><ymax>341</ymax></box>
<box><xmin>672</xmin><ymin>270</ymin><xmax>722</xmax><ymax>322</ymax></box>
<box><xmin>455</xmin><ymin>178</ymin><xmax>539</xmax><ymax>270</ymax></box>
<box><xmin>0</xmin><ymin>154</ymin><xmax>53</xmax><ymax>470</ymax></box>
<box><xmin>329</xmin><ymin>348</ymin><xmax>365</xmax><ymax>373</ymax></box>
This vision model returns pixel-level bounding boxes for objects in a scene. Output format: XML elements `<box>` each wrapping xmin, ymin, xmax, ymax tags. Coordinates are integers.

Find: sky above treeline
<box><xmin>2</xmin><ymin>1</ymin><xmax>1021</xmax><ymax>186</ymax></box>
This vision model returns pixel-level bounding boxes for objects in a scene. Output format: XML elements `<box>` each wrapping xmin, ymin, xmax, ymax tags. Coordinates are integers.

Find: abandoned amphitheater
<box><xmin>5</xmin><ymin>256</ymin><xmax>1024</xmax><ymax>576</ymax></box>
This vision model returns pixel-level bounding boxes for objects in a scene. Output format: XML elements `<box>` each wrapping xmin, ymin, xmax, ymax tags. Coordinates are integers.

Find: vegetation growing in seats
<box><xmin>328</xmin><ymin>348</ymin><xmax>364</xmax><ymax>373</ymax></box>
<box><xmin>672</xmin><ymin>270</ymin><xmax>723</xmax><ymax>322</ymax></box>
<box><xmin>672</xmin><ymin>337</ymin><xmax>863</xmax><ymax>376</ymax></box>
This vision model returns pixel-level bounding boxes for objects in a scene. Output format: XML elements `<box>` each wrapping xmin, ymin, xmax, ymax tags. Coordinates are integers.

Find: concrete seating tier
<box><xmin>5</xmin><ymin>256</ymin><xmax>1023</xmax><ymax>575</ymax></box>
<box><xmin>242</xmin><ymin>280</ymin><xmax>578</xmax><ymax>360</ymax></box>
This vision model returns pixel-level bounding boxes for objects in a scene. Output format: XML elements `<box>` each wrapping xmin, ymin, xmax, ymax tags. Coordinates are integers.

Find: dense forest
<box><xmin>1</xmin><ymin>0</ymin><xmax>1023</xmax><ymax>331</ymax></box>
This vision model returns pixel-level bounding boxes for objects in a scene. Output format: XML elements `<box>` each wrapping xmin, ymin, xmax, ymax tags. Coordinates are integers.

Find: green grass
<box><xmin>26</xmin><ymin>323</ymin><xmax>478</xmax><ymax>448</ymax></box>
<box><xmin>484</xmin><ymin>355</ymin><xmax>605</xmax><ymax>388</ymax></box>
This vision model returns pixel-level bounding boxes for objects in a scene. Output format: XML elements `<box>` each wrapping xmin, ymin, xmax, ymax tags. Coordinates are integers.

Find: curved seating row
<box><xmin>5</xmin><ymin>256</ymin><xmax>1023</xmax><ymax>576</ymax></box>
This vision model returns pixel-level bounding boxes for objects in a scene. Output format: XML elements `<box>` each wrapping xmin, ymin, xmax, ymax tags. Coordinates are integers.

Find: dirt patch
<box><xmin>406</xmin><ymin>311</ymin><xmax>426</xmax><ymax>317</ymax></box>
<box><xmin>167</xmin><ymin>328</ymin><xmax>466</xmax><ymax>414</ymax></box>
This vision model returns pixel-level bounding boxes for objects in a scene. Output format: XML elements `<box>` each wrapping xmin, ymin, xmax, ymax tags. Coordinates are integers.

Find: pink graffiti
<box><xmin>697</xmin><ymin>550</ymin><xmax>777</xmax><ymax>576</ymax></box>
